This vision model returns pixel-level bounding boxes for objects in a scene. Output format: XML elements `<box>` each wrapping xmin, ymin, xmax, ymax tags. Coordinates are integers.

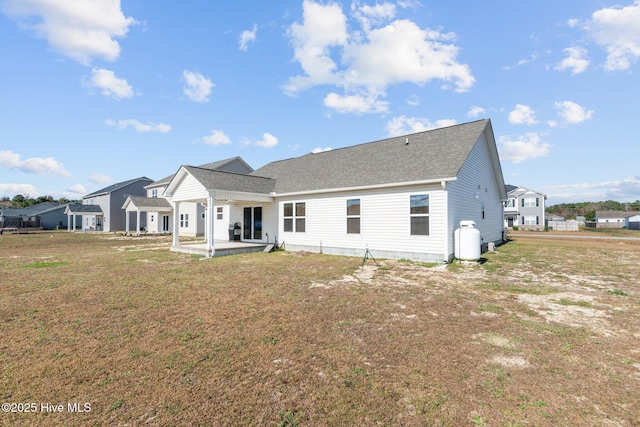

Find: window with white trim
<box><xmin>217</xmin><ymin>206</ymin><xmax>223</xmax><ymax>220</ymax></box>
<box><xmin>346</xmin><ymin>199</ymin><xmax>360</xmax><ymax>234</ymax></box>
<box><xmin>523</xmin><ymin>197</ymin><xmax>538</xmax><ymax>207</ymax></box>
<box><xmin>523</xmin><ymin>216</ymin><xmax>539</xmax><ymax>225</ymax></box>
<box><xmin>284</xmin><ymin>202</ymin><xmax>306</xmax><ymax>232</ymax></box>
<box><xmin>180</xmin><ymin>213</ymin><xmax>189</xmax><ymax>227</ymax></box>
<box><xmin>410</xmin><ymin>194</ymin><xmax>429</xmax><ymax>235</ymax></box>
<box><xmin>151</xmin><ymin>189</ymin><xmax>158</xmax><ymax>198</ymax></box>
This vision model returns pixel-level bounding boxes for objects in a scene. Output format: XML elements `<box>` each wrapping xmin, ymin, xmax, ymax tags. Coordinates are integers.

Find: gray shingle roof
<box><xmin>65</xmin><ymin>203</ymin><xmax>103</xmax><ymax>214</ymax></box>
<box><xmin>252</xmin><ymin>120</ymin><xmax>492</xmax><ymax>194</ymax></box>
<box><xmin>126</xmin><ymin>196</ymin><xmax>172</xmax><ymax>209</ymax></box>
<box><xmin>85</xmin><ymin>177</ymin><xmax>154</xmax><ymax>198</ymax></box>
<box><xmin>596</xmin><ymin>211</ymin><xmax>633</xmax><ymax>219</ymax></box>
<box><xmin>184</xmin><ymin>166</ymin><xmax>276</xmax><ymax>194</ymax></box>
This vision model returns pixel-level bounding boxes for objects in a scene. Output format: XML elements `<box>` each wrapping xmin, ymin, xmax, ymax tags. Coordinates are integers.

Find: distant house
<box><xmin>0</xmin><ymin>202</ymin><xmax>65</xmax><ymax>230</ymax></box>
<box><xmin>35</xmin><ymin>203</ymin><xmax>69</xmax><ymax>229</ymax></box>
<box><xmin>163</xmin><ymin>119</ymin><xmax>507</xmax><ymax>262</ymax></box>
<box><xmin>122</xmin><ymin>157</ymin><xmax>253</xmax><ymax>235</ymax></box>
<box><xmin>624</xmin><ymin>214</ymin><xmax>640</xmax><ymax>230</ymax></box>
<box><xmin>503</xmin><ymin>185</ymin><xmax>546</xmax><ymax>231</ymax></box>
<box><xmin>75</xmin><ymin>177</ymin><xmax>153</xmax><ymax>232</ymax></box>
<box><xmin>595</xmin><ymin>211</ymin><xmax>629</xmax><ymax>228</ymax></box>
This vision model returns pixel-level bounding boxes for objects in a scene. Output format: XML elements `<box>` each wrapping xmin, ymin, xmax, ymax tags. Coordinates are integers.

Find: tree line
<box><xmin>0</xmin><ymin>195</ymin><xmax>77</xmax><ymax>208</ymax></box>
<box><xmin>546</xmin><ymin>199</ymin><xmax>640</xmax><ymax>221</ymax></box>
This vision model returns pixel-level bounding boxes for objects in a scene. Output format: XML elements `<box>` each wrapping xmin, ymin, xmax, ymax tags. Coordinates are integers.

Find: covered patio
<box><xmin>171</xmin><ymin>240</ymin><xmax>269</xmax><ymax>257</ymax></box>
<box><xmin>163</xmin><ymin>165</ymin><xmax>276</xmax><ymax>257</ymax></box>
<box><xmin>122</xmin><ymin>196</ymin><xmax>173</xmax><ymax>235</ymax></box>
<box><xmin>64</xmin><ymin>203</ymin><xmax>103</xmax><ymax>231</ymax></box>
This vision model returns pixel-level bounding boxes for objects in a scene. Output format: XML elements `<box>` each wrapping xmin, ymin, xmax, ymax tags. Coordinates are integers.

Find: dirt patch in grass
<box><xmin>0</xmin><ymin>231</ymin><xmax>639</xmax><ymax>426</ymax></box>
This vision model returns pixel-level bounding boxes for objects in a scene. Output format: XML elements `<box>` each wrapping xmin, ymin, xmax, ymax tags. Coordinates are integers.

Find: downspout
<box><xmin>441</xmin><ymin>181</ymin><xmax>449</xmax><ymax>262</ymax></box>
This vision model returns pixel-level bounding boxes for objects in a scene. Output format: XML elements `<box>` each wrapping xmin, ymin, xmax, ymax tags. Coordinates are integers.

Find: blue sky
<box><xmin>1</xmin><ymin>0</ymin><xmax>639</xmax><ymax>205</ymax></box>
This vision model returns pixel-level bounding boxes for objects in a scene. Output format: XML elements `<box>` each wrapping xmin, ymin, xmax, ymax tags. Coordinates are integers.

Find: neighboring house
<box><xmin>81</xmin><ymin>177</ymin><xmax>153</xmax><ymax>232</ymax></box>
<box><xmin>0</xmin><ymin>202</ymin><xmax>65</xmax><ymax>229</ymax></box>
<box><xmin>503</xmin><ymin>185</ymin><xmax>546</xmax><ymax>231</ymax></box>
<box><xmin>164</xmin><ymin>119</ymin><xmax>507</xmax><ymax>262</ymax></box>
<box><xmin>122</xmin><ymin>157</ymin><xmax>253</xmax><ymax>235</ymax></box>
<box><xmin>625</xmin><ymin>214</ymin><xmax>640</xmax><ymax>230</ymax></box>
<box><xmin>595</xmin><ymin>211</ymin><xmax>629</xmax><ymax>228</ymax></box>
<box><xmin>576</xmin><ymin>216</ymin><xmax>586</xmax><ymax>225</ymax></box>
<box><xmin>35</xmin><ymin>204</ymin><xmax>69</xmax><ymax>229</ymax></box>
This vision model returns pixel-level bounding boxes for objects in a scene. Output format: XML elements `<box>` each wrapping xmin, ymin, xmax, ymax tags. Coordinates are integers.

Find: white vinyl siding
<box><xmin>275</xmin><ymin>184</ymin><xmax>446</xmax><ymax>261</ymax></box>
<box><xmin>447</xmin><ymin>131</ymin><xmax>505</xmax><ymax>259</ymax></box>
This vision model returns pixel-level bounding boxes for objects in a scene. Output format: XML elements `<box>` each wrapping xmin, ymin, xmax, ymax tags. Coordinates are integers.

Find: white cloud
<box><xmin>0</xmin><ymin>183</ymin><xmax>38</xmax><ymax>197</ymax></box>
<box><xmin>285</xmin><ymin>0</ymin><xmax>474</xmax><ymax>113</ymax></box>
<box><xmin>0</xmin><ymin>150</ymin><xmax>72</xmax><ymax>178</ymax></box>
<box><xmin>323</xmin><ymin>92</ymin><xmax>389</xmax><ymax>114</ymax></box>
<box><xmin>105</xmin><ymin>119</ymin><xmax>171</xmax><ymax>133</ymax></box>
<box><xmin>503</xmin><ymin>53</ymin><xmax>540</xmax><ymax>71</ymax></box>
<box><xmin>1</xmin><ymin>0</ymin><xmax>137</xmax><ymax>64</ymax></box>
<box><xmin>183</xmin><ymin>70</ymin><xmax>214</xmax><ymax>103</ymax></box>
<box><xmin>508</xmin><ymin>104</ymin><xmax>537</xmax><ymax>125</ymax></box>
<box><xmin>199</xmin><ymin>130</ymin><xmax>231</xmax><ymax>146</ymax></box>
<box><xmin>311</xmin><ymin>147</ymin><xmax>332</xmax><ymax>153</ymax></box>
<box><xmin>542</xmin><ymin>176</ymin><xmax>640</xmax><ymax>203</ymax></box>
<box><xmin>555</xmin><ymin>47</ymin><xmax>589</xmax><ymax>75</ymax></box>
<box><xmin>386</xmin><ymin>116</ymin><xmax>456</xmax><ymax>137</ymax></box>
<box><xmin>467</xmin><ymin>106</ymin><xmax>485</xmax><ymax>118</ymax></box>
<box><xmin>253</xmin><ymin>133</ymin><xmax>278</xmax><ymax>148</ymax></box>
<box><xmin>86</xmin><ymin>68</ymin><xmax>133</xmax><ymax>99</ymax></box>
<box><xmin>498</xmin><ymin>133</ymin><xmax>552</xmax><ymax>164</ymax></box>
<box><xmin>67</xmin><ymin>183</ymin><xmax>87</xmax><ymax>195</ymax></box>
<box><xmin>567</xmin><ymin>18</ymin><xmax>580</xmax><ymax>28</ymax></box>
<box><xmin>406</xmin><ymin>94</ymin><xmax>420</xmax><ymax>106</ymax></box>
<box><xmin>586</xmin><ymin>0</ymin><xmax>640</xmax><ymax>71</ymax></box>
<box><xmin>553</xmin><ymin>100</ymin><xmax>594</xmax><ymax>124</ymax></box>
<box><xmin>239</xmin><ymin>24</ymin><xmax>257</xmax><ymax>51</ymax></box>
<box><xmin>89</xmin><ymin>173</ymin><xmax>112</xmax><ymax>185</ymax></box>
<box><xmin>352</xmin><ymin>1</ymin><xmax>397</xmax><ymax>31</ymax></box>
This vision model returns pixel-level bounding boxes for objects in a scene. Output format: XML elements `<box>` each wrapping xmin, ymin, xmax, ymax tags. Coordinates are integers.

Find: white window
<box><xmin>283</xmin><ymin>202</ymin><xmax>305</xmax><ymax>232</ymax></box>
<box><xmin>346</xmin><ymin>199</ymin><xmax>360</xmax><ymax>234</ymax></box>
<box><xmin>180</xmin><ymin>214</ymin><xmax>189</xmax><ymax>228</ymax></box>
<box><xmin>523</xmin><ymin>216</ymin><xmax>538</xmax><ymax>225</ymax></box>
<box><xmin>410</xmin><ymin>194</ymin><xmax>429</xmax><ymax>235</ymax></box>
<box><xmin>523</xmin><ymin>197</ymin><xmax>538</xmax><ymax>207</ymax></box>
<box><xmin>151</xmin><ymin>189</ymin><xmax>158</xmax><ymax>198</ymax></box>
<box><xmin>217</xmin><ymin>206</ymin><xmax>223</xmax><ymax>220</ymax></box>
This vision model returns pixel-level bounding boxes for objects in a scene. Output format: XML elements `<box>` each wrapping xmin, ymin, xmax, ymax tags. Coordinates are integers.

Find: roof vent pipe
<box><xmin>405</xmin><ymin>137</ymin><xmax>409</xmax><ymax>145</ymax></box>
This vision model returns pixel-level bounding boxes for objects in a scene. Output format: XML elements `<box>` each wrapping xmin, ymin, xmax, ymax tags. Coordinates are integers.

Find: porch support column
<box><xmin>125</xmin><ymin>211</ymin><xmax>130</xmax><ymax>235</ymax></box>
<box><xmin>172</xmin><ymin>201</ymin><xmax>180</xmax><ymax>247</ymax></box>
<box><xmin>136</xmin><ymin>209</ymin><xmax>141</xmax><ymax>235</ymax></box>
<box><xmin>207</xmin><ymin>194</ymin><xmax>215</xmax><ymax>257</ymax></box>
<box><xmin>73</xmin><ymin>214</ymin><xmax>76</xmax><ymax>231</ymax></box>
<box><xmin>67</xmin><ymin>213</ymin><xmax>71</xmax><ymax>231</ymax></box>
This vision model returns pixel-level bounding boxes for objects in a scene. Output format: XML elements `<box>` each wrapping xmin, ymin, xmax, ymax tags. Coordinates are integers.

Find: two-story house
<box><xmin>504</xmin><ymin>185</ymin><xmax>546</xmax><ymax>231</ymax></box>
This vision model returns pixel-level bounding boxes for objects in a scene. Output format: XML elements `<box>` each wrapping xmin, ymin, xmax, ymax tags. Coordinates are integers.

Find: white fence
<box><xmin>547</xmin><ymin>220</ymin><xmax>578</xmax><ymax>231</ymax></box>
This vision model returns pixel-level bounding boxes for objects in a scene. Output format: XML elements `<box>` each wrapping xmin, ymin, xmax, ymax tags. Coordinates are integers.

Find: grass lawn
<box><xmin>1</xmin><ymin>231</ymin><xmax>639</xmax><ymax>426</ymax></box>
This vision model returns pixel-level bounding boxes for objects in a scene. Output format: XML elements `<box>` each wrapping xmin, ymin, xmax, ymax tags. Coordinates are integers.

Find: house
<box><xmin>0</xmin><ymin>202</ymin><xmax>65</xmax><ymax>230</ymax></box>
<box><xmin>122</xmin><ymin>157</ymin><xmax>254</xmax><ymax>235</ymax></box>
<box><xmin>625</xmin><ymin>214</ymin><xmax>640</xmax><ymax>230</ymax></box>
<box><xmin>75</xmin><ymin>177</ymin><xmax>153</xmax><ymax>232</ymax></box>
<box><xmin>595</xmin><ymin>211</ymin><xmax>629</xmax><ymax>228</ymax></box>
<box><xmin>34</xmin><ymin>203</ymin><xmax>69</xmax><ymax>229</ymax></box>
<box><xmin>503</xmin><ymin>185</ymin><xmax>546</xmax><ymax>231</ymax></box>
<box><xmin>164</xmin><ymin>119</ymin><xmax>507</xmax><ymax>262</ymax></box>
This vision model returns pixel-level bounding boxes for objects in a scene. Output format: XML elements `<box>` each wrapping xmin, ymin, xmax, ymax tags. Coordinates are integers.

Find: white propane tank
<box><xmin>454</xmin><ymin>220</ymin><xmax>481</xmax><ymax>261</ymax></box>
